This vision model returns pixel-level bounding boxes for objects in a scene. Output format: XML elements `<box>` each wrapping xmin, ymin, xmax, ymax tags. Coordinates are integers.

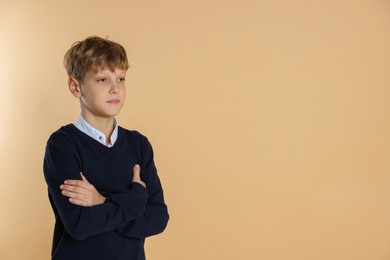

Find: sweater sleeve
<box><xmin>116</xmin><ymin>136</ymin><xmax>169</xmax><ymax>238</ymax></box>
<box><xmin>43</xmin><ymin>133</ymin><xmax>149</xmax><ymax>241</ymax></box>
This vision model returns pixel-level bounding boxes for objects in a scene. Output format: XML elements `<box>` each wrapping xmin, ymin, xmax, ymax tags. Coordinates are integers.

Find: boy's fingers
<box><xmin>61</xmin><ymin>189</ymin><xmax>85</xmax><ymax>200</ymax></box>
<box><xmin>61</xmin><ymin>184</ymin><xmax>86</xmax><ymax>194</ymax></box>
<box><xmin>69</xmin><ymin>198</ymin><xmax>86</xmax><ymax>206</ymax></box>
<box><xmin>64</xmin><ymin>179</ymin><xmax>89</xmax><ymax>188</ymax></box>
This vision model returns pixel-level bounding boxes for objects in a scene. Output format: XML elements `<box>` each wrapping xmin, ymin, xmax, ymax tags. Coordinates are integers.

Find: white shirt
<box><xmin>73</xmin><ymin>115</ymin><xmax>119</xmax><ymax>148</ymax></box>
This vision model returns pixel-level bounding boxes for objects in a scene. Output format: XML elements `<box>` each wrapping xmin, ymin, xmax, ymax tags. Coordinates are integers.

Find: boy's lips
<box><xmin>107</xmin><ymin>99</ymin><xmax>121</xmax><ymax>104</ymax></box>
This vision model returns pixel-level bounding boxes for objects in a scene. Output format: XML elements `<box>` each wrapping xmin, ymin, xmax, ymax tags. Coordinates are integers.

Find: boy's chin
<box><xmin>104</xmin><ymin>109</ymin><xmax>123</xmax><ymax>117</ymax></box>
<box><xmin>105</xmin><ymin>112</ymin><xmax>121</xmax><ymax>118</ymax></box>
<box><xmin>97</xmin><ymin>111</ymin><xmax>121</xmax><ymax>119</ymax></box>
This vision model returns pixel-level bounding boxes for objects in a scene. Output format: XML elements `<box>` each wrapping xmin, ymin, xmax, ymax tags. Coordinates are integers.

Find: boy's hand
<box><xmin>60</xmin><ymin>172</ymin><xmax>106</xmax><ymax>207</ymax></box>
<box><xmin>132</xmin><ymin>164</ymin><xmax>146</xmax><ymax>188</ymax></box>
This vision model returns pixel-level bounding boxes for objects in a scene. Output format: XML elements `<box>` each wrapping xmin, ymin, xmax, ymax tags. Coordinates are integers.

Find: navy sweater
<box><xmin>43</xmin><ymin>124</ymin><xmax>169</xmax><ymax>260</ymax></box>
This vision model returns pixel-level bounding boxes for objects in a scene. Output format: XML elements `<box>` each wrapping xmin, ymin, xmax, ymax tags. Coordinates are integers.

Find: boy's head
<box><xmin>64</xmin><ymin>36</ymin><xmax>129</xmax><ymax>83</ymax></box>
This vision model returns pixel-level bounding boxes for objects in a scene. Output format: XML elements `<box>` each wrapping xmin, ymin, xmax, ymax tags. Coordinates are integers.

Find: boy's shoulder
<box><xmin>47</xmin><ymin>124</ymin><xmax>77</xmax><ymax>142</ymax></box>
<box><xmin>118</xmin><ymin>126</ymin><xmax>151</xmax><ymax>146</ymax></box>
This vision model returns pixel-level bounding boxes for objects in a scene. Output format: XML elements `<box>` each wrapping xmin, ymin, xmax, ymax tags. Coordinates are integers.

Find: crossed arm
<box><xmin>60</xmin><ymin>164</ymin><xmax>146</xmax><ymax>207</ymax></box>
<box><xmin>56</xmin><ymin>162</ymin><xmax>168</xmax><ymax>239</ymax></box>
<box><xmin>44</xmin><ymin>134</ymin><xmax>169</xmax><ymax>240</ymax></box>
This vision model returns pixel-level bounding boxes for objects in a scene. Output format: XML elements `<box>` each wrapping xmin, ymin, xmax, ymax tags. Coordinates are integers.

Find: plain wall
<box><xmin>1</xmin><ymin>0</ymin><xmax>390</xmax><ymax>259</ymax></box>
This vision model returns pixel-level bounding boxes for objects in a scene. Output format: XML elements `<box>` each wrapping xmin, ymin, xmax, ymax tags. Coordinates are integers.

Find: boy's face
<box><xmin>69</xmin><ymin>67</ymin><xmax>126</xmax><ymax>120</ymax></box>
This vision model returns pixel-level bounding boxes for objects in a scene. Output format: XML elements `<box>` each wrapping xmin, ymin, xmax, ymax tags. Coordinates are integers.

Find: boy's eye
<box><xmin>97</xmin><ymin>78</ymin><xmax>108</xmax><ymax>83</ymax></box>
<box><xmin>118</xmin><ymin>77</ymin><xmax>126</xmax><ymax>82</ymax></box>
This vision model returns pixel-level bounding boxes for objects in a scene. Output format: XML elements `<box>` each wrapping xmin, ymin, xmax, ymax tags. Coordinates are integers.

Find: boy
<box><xmin>43</xmin><ymin>36</ymin><xmax>169</xmax><ymax>260</ymax></box>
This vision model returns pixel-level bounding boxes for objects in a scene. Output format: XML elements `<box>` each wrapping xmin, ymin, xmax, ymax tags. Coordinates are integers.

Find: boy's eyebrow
<box><xmin>94</xmin><ymin>69</ymin><xmax>126</xmax><ymax>75</ymax></box>
<box><xmin>92</xmin><ymin>73</ymin><xmax>126</xmax><ymax>80</ymax></box>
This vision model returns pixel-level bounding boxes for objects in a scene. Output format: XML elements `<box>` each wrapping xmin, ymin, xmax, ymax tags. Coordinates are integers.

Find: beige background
<box><xmin>1</xmin><ymin>0</ymin><xmax>390</xmax><ymax>259</ymax></box>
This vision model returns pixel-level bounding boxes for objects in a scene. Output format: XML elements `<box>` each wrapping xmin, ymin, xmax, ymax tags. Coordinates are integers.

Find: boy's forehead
<box><xmin>89</xmin><ymin>65</ymin><xmax>127</xmax><ymax>75</ymax></box>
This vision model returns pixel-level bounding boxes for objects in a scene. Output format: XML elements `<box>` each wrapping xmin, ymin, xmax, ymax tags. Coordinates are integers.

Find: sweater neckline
<box><xmin>65</xmin><ymin>124</ymin><xmax>126</xmax><ymax>155</ymax></box>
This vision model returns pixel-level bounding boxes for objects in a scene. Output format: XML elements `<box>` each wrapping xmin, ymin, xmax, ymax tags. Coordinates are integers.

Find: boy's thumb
<box><xmin>80</xmin><ymin>172</ymin><xmax>89</xmax><ymax>183</ymax></box>
<box><xmin>133</xmin><ymin>164</ymin><xmax>141</xmax><ymax>178</ymax></box>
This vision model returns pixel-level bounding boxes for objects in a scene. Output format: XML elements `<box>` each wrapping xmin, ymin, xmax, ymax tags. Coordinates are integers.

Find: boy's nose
<box><xmin>109</xmin><ymin>82</ymin><xmax>119</xmax><ymax>94</ymax></box>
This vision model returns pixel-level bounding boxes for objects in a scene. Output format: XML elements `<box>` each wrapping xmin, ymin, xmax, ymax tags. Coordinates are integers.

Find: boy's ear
<box><xmin>68</xmin><ymin>77</ymin><xmax>81</xmax><ymax>98</ymax></box>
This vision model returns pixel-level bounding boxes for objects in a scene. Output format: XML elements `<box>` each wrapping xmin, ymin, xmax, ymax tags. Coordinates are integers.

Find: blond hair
<box><xmin>64</xmin><ymin>36</ymin><xmax>129</xmax><ymax>82</ymax></box>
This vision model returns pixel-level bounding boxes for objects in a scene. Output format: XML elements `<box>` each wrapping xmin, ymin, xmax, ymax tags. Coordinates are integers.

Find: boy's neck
<box><xmin>82</xmin><ymin>114</ymin><xmax>116</xmax><ymax>145</ymax></box>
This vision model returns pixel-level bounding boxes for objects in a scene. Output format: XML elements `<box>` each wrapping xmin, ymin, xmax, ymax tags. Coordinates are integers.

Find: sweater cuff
<box><xmin>131</xmin><ymin>182</ymin><xmax>148</xmax><ymax>199</ymax></box>
<box><xmin>132</xmin><ymin>182</ymin><xmax>147</xmax><ymax>190</ymax></box>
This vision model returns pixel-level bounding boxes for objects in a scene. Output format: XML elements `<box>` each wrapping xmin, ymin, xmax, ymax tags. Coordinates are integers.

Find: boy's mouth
<box><xmin>107</xmin><ymin>99</ymin><xmax>120</xmax><ymax>104</ymax></box>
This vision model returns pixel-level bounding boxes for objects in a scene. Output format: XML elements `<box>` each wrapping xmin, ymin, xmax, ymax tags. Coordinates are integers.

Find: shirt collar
<box><xmin>73</xmin><ymin>115</ymin><xmax>119</xmax><ymax>148</ymax></box>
